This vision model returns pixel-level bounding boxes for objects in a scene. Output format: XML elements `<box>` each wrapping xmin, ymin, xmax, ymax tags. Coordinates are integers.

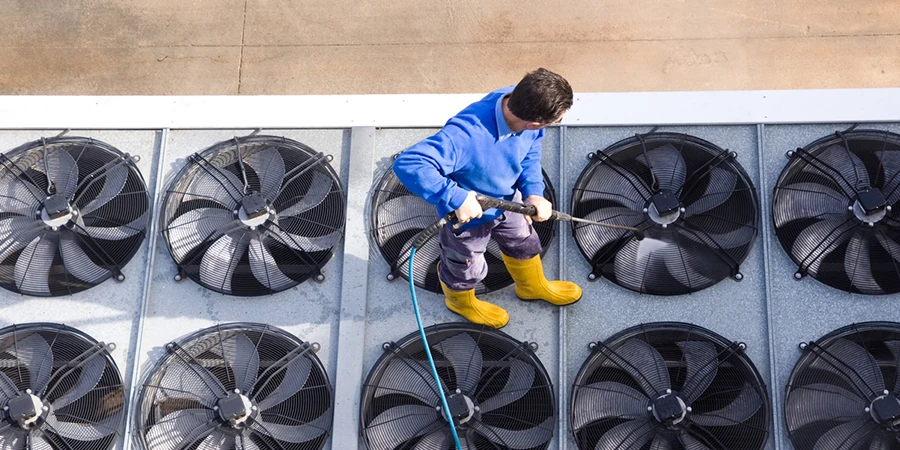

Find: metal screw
<box><xmin>26</xmin><ymin>389</ymin><xmax>32</xmax><ymax>394</ymax></box>
<box><xmin>588</xmin><ymin>273</ymin><xmax>597</xmax><ymax>281</ymax></box>
<box><xmin>794</xmin><ymin>272</ymin><xmax>803</xmax><ymax>280</ymax></box>
<box><xmin>234</xmin><ymin>389</ymin><xmax>241</xmax><ymax>394</ymax></box>
<box><xmin>2</xmin><ymin>406</ymin><xmax>7</xmax><ymax>411</ymax></box>
<box><xmin>213</xmin><ymin>406</ymin><xmax>219</xmax><ymax>411</ymax></box>
<box><xmin>436</xmin><ymin>406</ymin><xmax>442</xmax><ymax>411</ymax></box>
<box><xmin>886</xmin><ymin>390</ymin><xmax>890</xmax><ymax>395</ymax></box>
<box><xmin>116</xmin><ymin>274</ymin><xmax>126</xmax><ymax>281</ymax></box>
<box><xmin>474</xmin><ymin>406</ymin><xmax>480</xmax><ymax>411</ymax></box>
<box><xmin>738</xmin><ymin>343</ymin><xmax>747</xmax><ymax>350</ymax></box>
<box><xmin>588</xmin><ymin>342</ymin><xmax>597</xmax><ymax>350</ymax></box>
<box><xmin>734</xmin><ymin>273</ymin><xmax>744</xmax><ymax>281</ymax></box>
<box><xmin>786</xmin><ymin>150</ymin><xmax>794</xmax><ymax>158</ymax></box>
<box><xmin>866</xmin><ymin>407</ymin><xmax>871</xmax><ymax>412</ymax></box>
<box><xmin>679</xmin><ymin>207</ymin><xmax>686</xmax><ymax>213</ymax></box>
<box><xmin>666</xmin><ymin>389</ymin><xmax>672</xmax><ymax>394</ymax></box>
<box><xmin>647</xmin><ymin>406</ymin><xmax>653</xmax><ymax>411</ymax></box>
<box><xmin>386</xmin><ymin>274</ymin><xmax>395</xmax><ymax>281</ymax></box>
<box><xmin>315</xmin><ymin>274</ymin><xmax>325</xmax><ymax>282</ymax></box>
<box><xmin>455</xmin><ymin>389</ymin><xmax>461</xmax><ymax>394</ymax></box>
<box><xmin>642</xmin><ymin>208</ymin><xmax>648</xmax><ymax>213</ymax></box>
<box><xmin>868</xmin><ymin>222</ymin><xmax>874</xmax><ymax>227</ymax></box>
<box><xmin>251</xmin><ymin>406</ymin><xmax>258</xmax><ymax>411</ymax></box>
<box><xmin>174</xmin><ymin>274</ymin><xmax>183</xmax><ymax>281</ymax></box>
<box><xmin>888</xmin><ymin>206</ymin><xmax>893</xmax><ymax>212</ymax></box>
<box><xmin>849</xmin><ymin>205</ymin><xmax>854</xmax><ymax>211</ymax></box>
<box><xmin>662</xmin><ymin>223</ymin><xmax>668</xmax><ymax>229</ymax></box>
<box><xmin>42</xmin><ymin>406</ymin><xmax>49</xmax><ymax>411</ymax></box>
<box><xmin>686</xmin><ymin>406</ymin><xmax>692</xmax><ymax>412</ymax></box>
<box><xmin>799</xmin><ymin>342</ymin><xmax>808</xmax><ymax>350</ymax></box>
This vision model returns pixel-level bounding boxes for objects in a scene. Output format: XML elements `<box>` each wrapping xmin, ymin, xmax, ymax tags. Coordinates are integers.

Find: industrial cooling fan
<box><xmin>773</xmin><ymin>129</ymin><xmax>900</xmax><ymax>294</ymax></box>
<box><xmin>0</xmin><ymin>323</ymin><xmax>126</xmax><ymax>450</ymax></box>
<box><xmin>371</xmin><ymin>160</ymin><xmax>556</xmax><ymax>294</ymax></box>
<box><xmin>786</xmin><ymin>322</ymin><xmax>900</xmax><ymax>450</ymax></box>
<box><xmin>571</xmin><ymin>132</ymin><xmax>759</xmax><ymax>295</ymax></box>
<box><xmin>134</xmin><ymin>323</ymin><xmax>333</xmax><ymax>450</ymax></box>
<box><xmin>361</xmin><ymin>323</ymin><xmax>554</xmax><ymax>450</ymax></box>
<box><xmin>161</xmin><ymin>135</ymin><xmax>345</xmax><ymax>296</ymax></box>
<box><xmin>571</xmin><ymin>322</ymin><xmax>770</xmax><ymax>450</ymax></box>
<box><xmin>0</xmin><ymin>136</ymin><xmax>150</xmax><ymax>296</ymax></box>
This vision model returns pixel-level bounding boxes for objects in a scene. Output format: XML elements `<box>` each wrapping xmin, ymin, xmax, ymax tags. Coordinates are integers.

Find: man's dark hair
<box><xmin>507</xmin><ymin>68</ymin><xmax>573</xmax><ymax>124</ymax></box>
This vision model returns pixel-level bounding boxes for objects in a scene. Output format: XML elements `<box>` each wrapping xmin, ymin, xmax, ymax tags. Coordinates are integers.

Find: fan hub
<box><xmin>7</xmin><ymin>392</ymin><xmax>46</xmax><ymax>427</ymax></box>
<box><xmin>441</xmin><ymin>392</ymin><xmax>476</xmax><ymax>425</ymax></box>
<box><xmin>238</xmin><ymin>194</ymin><xmax>273</xmax><ymax>227</ymax></box>
<box><xmin>216</xmin><ymin>392</ymin><xmax>255</xmax><ymax>426</ymax></box>
<box><xmin>870</xmin><ymin>394</ymin><xmax>900</xmax><ymax>428</ymax></box>
<box><xmin>651</xmin><ymin>393</ymin><xmax>687</xmax><ymax>425</ymax></box>
<box><xmin>647</xmin><ymin>191</ymin><xmax>682</xmax><ymax>225</ymax></box>
<box><xmin>41</xmin><ymin>194</ymin><xmax>75</xmax><ymax>228</ymax></box>
<box><xmin>852</xmin><ymin>188</ymin><xmax>887</xmax><ymax>224</ymax></box>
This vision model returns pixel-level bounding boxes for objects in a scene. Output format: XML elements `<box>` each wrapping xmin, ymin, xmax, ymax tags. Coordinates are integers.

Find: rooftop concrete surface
<box><xmin>0</xmin><ymin>0</ymin><xmax>897</xmax><ymax>94</ymax></box>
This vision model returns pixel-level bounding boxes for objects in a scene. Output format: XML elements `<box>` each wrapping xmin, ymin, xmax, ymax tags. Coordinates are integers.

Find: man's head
<box><xmin>507</xmin><ymin>68</ymin><xmax>573</xmax><ymax>130</ymax></box>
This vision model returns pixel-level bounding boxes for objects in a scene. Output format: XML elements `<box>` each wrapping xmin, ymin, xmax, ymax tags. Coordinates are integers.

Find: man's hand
<box><xmin>454</xmin><ymin>191</ymin><xmax>484</xmax><ymax>224</ymax></box>
<box><xmin>524</xmin><ymin>195</ymin><xmax>552</xmax><ymax>225</ymax></box>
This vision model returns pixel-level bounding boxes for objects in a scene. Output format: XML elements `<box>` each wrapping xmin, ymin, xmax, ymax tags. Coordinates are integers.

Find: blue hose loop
<box><xmin>408</xmin><ymin>246</ymin><xmax>464</xmax><ymax>450</ymax></box>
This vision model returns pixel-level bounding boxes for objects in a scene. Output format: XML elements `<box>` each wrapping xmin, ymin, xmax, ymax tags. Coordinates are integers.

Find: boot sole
<box><xmin>516</xmin><ymin>292</ymin><xmax>583</xmax><ymax>306</ymax></box>
<box><xmin>445</xmin><ymin>304</ymin><xmax>509</xmax><ymax>329</ymax></box>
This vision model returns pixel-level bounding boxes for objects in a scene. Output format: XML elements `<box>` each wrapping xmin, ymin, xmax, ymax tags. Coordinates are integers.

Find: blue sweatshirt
<box><xmin>393</xmin><ymin>86</ymin><xmax>546</xmax><ymax>230</ymax></box>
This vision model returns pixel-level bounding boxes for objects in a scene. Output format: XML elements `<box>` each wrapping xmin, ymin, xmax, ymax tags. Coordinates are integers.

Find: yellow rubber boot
<box><xmin>501</xmin><ymin>253</ymin><xmax>582</xmax><ymax>306</ymax></box>
<box><xmin>440</xmin><ymin>280</ymin><xmax>510</xmax><ymax>329</ymax></box>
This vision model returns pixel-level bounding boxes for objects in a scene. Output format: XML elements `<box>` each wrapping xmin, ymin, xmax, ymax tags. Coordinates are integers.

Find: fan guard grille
<box><xmin>571</xmin><ymin>132</ymin><xmax>759</xmax><ymax>295</ymax></box>
<box><xmin>361</xmin><ymin>323</ymin><xmax>555</xmax><ymax>450</ymax></box>
<box><xmin>773</xmin><ymin>129</ymin><xmax>900</xmax><ymax>294</ymax></box>
<box><xmin>370</xmin><ymin>162</ymin><xmax>556</xmax><ymax>295</ymax></box>
<box><xmin>134</xmin><ymin>322</ymin><xmax>333</xmax><ymax>450</ymax></box>
<box><xmin>0</xmin><ymin>136</ymin><xmax>150</xmax><ymax>296</ymax></box>
<box><xmin>571</xmin><ymin>322</ymin><xmax>770</xmax><ymax>450</ymax></box>
<box><xmin>0</xmin><ymin>322</ymin><xmax>125</xmax><ymax>450</ymax></box>
<box><xmin>160</xmin><ymin>135</ymin><xmax>345</xmax><ymax>296</ymax></box>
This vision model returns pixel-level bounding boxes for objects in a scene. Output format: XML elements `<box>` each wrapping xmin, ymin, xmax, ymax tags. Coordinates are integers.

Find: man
<box><xmin>393</xmin><ymin>68</ymin><xmax>582</xmax><ymax>329</ymax></box>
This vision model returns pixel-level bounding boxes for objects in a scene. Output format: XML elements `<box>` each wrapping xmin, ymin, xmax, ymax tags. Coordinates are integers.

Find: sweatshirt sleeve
<box><xmin>516</xmin><ymin>129</ymin><xmax>546</xmax><ymax>198</ymax></box>
<box><xmin>393</xmin><ymin>129</ymin><xmax>470</xmax><ymax>212</ymax></box>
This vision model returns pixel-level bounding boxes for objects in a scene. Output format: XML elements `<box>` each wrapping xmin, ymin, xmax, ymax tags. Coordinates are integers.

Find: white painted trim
<box><xmin>1</xmin><ymin>89</ymin><xmax>898</xmax><ymax>129</ymax></box>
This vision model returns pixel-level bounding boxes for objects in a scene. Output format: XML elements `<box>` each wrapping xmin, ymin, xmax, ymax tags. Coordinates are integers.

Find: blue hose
<box><xmin>408</xmin><ymin>246</ymin><xmax>464</xmax><ymax>450</ymax></box>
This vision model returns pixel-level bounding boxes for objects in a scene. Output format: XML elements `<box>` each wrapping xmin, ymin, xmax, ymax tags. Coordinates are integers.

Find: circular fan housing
<box><xmin>160</xmin><ymin>135</ymin><xmax>345</xmax><ymax>296</ymax></box>
<box><xmin>370</xmin><ymin>163</ymin><xmax>556</xmax><ymax>294</ymax></box>
<box><xmin>0</xmin><ymin>322</ymin><xmax>125</xmax><ymax>449</ymax></box>
<box><xmin>786</xmin><ymin>322</ymin><xmax>900</xmax><ymax>450</ymax></box>
<box><xmin>571</xmin><ymin>132</ymin><xmax>759</xmax><ymax>295</ymax></box>
<box><xmin>571</xmin><ymin>322</ymin><xmax>770</xmax><ymax>450</ymax></box>
<box><xmin>773</xmin><ymin>129</ymin><xmax>900</xmax><ymax>294</ymax></box>
<box><xmin>134</xmin><ymin>322</ymin><xmax>333</xmax><ymax>450</ymax></box>
<box><xmin>0</xmin><ymin>136</ymin><xmax>150</xmax><ymax>296</ymax></box>
<box><xmin>361</xmin><ymin>323</ymin><xmax>555</xmax><ymax>450</ymax></box>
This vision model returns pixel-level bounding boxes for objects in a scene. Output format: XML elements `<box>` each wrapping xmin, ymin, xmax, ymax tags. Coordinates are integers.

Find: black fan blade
<box><xmin>0</xmin><ymin>372</ymin><xmax>17</xmax><ymax>401</ymax></box>
<box><xmin>433</xmin><ymin>333</ymin><xmax>482</xmax><ymax>394</ymax></box>
<box><xmin>885</xmin><ymin>341</ymin><xmax>900</xmax><ymax>394</ymax></box>
<box><xmin>876</xmin><ymin>233</ymin><xmax>900</xmax><ymax>267</ymax></box>
<box><xmin>579</xmin><ymin>164</ymin><xmax>652</xmax><ymax>211</ymax></box>
<box><xmin>774</xmin><ymin>182</ymin><xmax>848</xmax><ymax>228</ymax></box>
<box><xmin>158</xmin><ymin>361</ymin><xmax>225</xmax><ymax>407</ymax></box>
<box><xmin>43</xmin><ymin>149</ymin><xmax>79</xmax><ymax>198</ymax></box>
<box><xmin>278</xmin><ymin>171</ymin><xmax>333</xmax><ymax>217</ymax></box>
<box><xmin>845</xmin><ymin>233</ymin><xmax>881</xmax><ymax>294</ymax></box>
<box><xmin>800</xmin><ymin>144</ymin><xmax>870</xmax><ymax>195</ymax></box>
<box><xmin>74</xmin><ymin>212</ymin><xmax>148</xmax><ymax>241</ymax></box>
<box><xmin>809</xmin><ymin>338</ymin><xmax>885</xmax><ymax>397</ymax></box>
<box><xmin>273</xmin><ymin>228</ymin><xmax>343</xmax><ymax>253</ymax></box>
<box><xmin>255</xmin><ymin>353</ymin><xmax>311</xmax><ymax>411</ymax></box>
<box><xmin>478</xmin><ymin>359</ymin><xmax>535</xmax><ymax>414</ymax></box>
<box><xmin>650</xmin><ymin>436</ymin><xmax>672</xmax><ymax>450</ymax></box>
<box><xmin>591</xmin><ymin>419</ymin><xmax>654</xmax><ymax>450</ymax></box>
<box><xmin>236</xmin><ymin>434</ymin><xmax>261</xmax><ymax>450</ymax></box>
<box><xmin>869</xmin><ymin>433</ymin><xmax>895</xmax><ymax>450</ymax></box>
<box><xmin>879</xmin><ymin>150</ymin><xmax>900</xmax><ymax>206</ymax></box>
<box><xmin>0</xmin><ymin>176</ymin><xmax>42</xmax><ymax>216</ymax></box>
<box><xmin>254</xmin><ymin>409</ymin><xmax>332</xmax><ymax>443</ymax></box>
<box><xmin>601</xmin><ymin>338</ymin><xmax>671</xmax><ymax>396</ymax></box>
<box><xmin>79</xmin><ymin>164</ymin><xmax>127</xmax><ymax>216</ymax></box>
<box><xmin>195</xmin><ymin>431</ymin><xmax>230</xmax><ymax>450</ymax></box>
<box><xmin>14</xmin><ymin>234</ymin><xmax>56</xmax><ymax>296</ymax></box>
<box><xmin>245</xmin><ymin>147</ymin><xmax>286</xmax><ymax>200</ymax></box>
<box><xmin>6</xmin><ymin>332</ymin><xmax>53</xmax><ymax>393</ymax></box>
<box><xmin>663</xmin><ymin>239</ymin><xmax>719</xmax><ymax>289</ymax></box>
<box><xmin>144</xmin><ymin>408</ymin><xmax>217</xmax><ymax>450</ymax></box>
<box><xmin>28</xmin><ymin>432</ymin><xmax>53</xmax><ymax>450</ymax></box>
<box><xmin>51</xmin><ymin>351</ymin><xmax>105</xmax><ymax>409</ymax></box>
<box><xmin>413</xmin><ymin>430</ymin><xmax>448</xmax><ymax>450</ymax></box>
<box><xmin>375</xmin><ymin>195</ymin><xmax>436</xmax><ymax>236</ymax></box>
<box><xmin>374</xmin><ymin>358</ymin><xmax>441</xmax><ymax>405</ymax></box>
<box><xmin>364</xmin><ymin>405</ymin><xmax>439</xmax><ymax>450</ymax></box>
<box><xmin>0</xmin><ymin>429</ymin><xmax>23</xmax><ymax>450</ymax></box>
<box><xmin>691</xmin><ymin>382</ymin><xmax>762</xmax><ymax>427</ymax></box>
<box><xmin>677</xmin><ymin>341</ymin><xmax>718</xmax><ymax>404</ymax></box>
<box><xmin>200</xmin><ymin>233</ymin><xmax>251</xmax><ymax>294</ymax></box>
<box><xmin>166</xmin><ymin>208</ymin><xmax>237</xmax><ymax>262</ymax></box>
<box><xmin>683</xmin><ymin>166</ymin><xmax>737</xmax><ymax>217</ymax></box>
<box><xmin>681</xmin><ymin>434</ymin><xmax>713</xmax><ymax>450</ymax></box>
<box><xmin>186</xmin><ymin>166</ymin><xmax>244</xmax><ymax>208</ymax></box>
<box><xmin>812</xmin><ymin>419</ymin><xmax>875</xmax><ymax>450</ymax></box>
<box><xmin>574</xmin><ymin>207</ymin><xmax>645</xmax><ymax>250</ymax></box>
<box><xmin>786</xmin><ymin>383</ymin><xmax>866</xmax><ymax>430</ymax></box>
<box><xmin>45</xmin><ymin>411</ymin><xmax>123</xmax><ymax>441</ymax></box>
<box><xmin>640</xmin><ymin>144</ymin><xmax>686</xmax><ymax>192</ymax></box>
<box><xmin>791</xmin><ymin>218</ymin><xmax>856</xmax><ymax>275</ymax></box>
<box><xmin>248</xmin><ymin>236</ymin><xmax>295</xmax><ymax>292</ymax></box>
<box><xmin>59</xmin><ymin>231</ymin><xmax>110</xmax><ymax>284</ymax></box>
<box><xmin>678</xmin><ymin>222</ymin><xmax>757</xmax><ymax>250</ymax></box>
<box><xmin>220</xmin><ymin>333</ymin><xmax>259</xmax><ymax>394</ymax></box>
<box><xmin>471</xmin><ymin>416</ymin><xmax>553</xmax><ymax>450</ymax></box>
<box><xmin>572</xmin><ymin>381</ymin><xmax>648</xmax><ymax>430</ymax></box>
<box><xmin>0</xmin><ymin>217</ymin><xmax>44</xmax><ymax>263</ymax></box>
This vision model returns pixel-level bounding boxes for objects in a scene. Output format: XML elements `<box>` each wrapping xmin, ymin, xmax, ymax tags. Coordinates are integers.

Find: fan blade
<box><xmin>219</xmin><ymin>333</ymin><xmax>259</xmax><ymax>394</ymax></box>
<box><xmin>158</xmin><ymin>361</ymin><xmax>225</xmax><ymax>407</ymax></box>
<box><xmin>235</xmin><ymin>435</ymin><xmax>260</xmax><ymax>450</ymax></box>
<box><xmin>59</xmin><ymin>231</ymin><xmax>110</xmax><ymax>284</ymax></box>
<box><xmin>613</xmin><ymin>237</ymin><xmax>671</xmax><ymax>292</ymax></box>
<box><xmin>0</xmin><ymin>177</ymin><xmax>42</xmax><ymax>216</ymax></box>
<box><xmin>14</xmin><ymin>235</ymin><xmax>56</xmax><ymax>296</ymax></box>
<box><xmin>166</xmin><ymin>208</ymin><xmax>237</xmax><ymax>262</ymax></box>
<box><xmin>811</xmin><ymin>338</ymin><xmax>885</xmax><ymax>396</ymax></box>
<box><xmin>577</xmin><ymin>164</ymin><xmax>651</xmax><ymax>211</ymax></box>
<box><xmin>28</xmin><ymin>433</ymin><xmax>53</xmax><ymax>450</ymax></box>
<box><xmin>885</xmin><ymin>341</ymin><xmax>900</xmax><ymax>394</ymax></box>
<box><xmin>144</xmin><ymin>409</ymin><xmax>217</xmax><ymax>450</ymax></box>
<box><xmin>51</xmin><ymin>351</ymin><xmax>106</xmax><ymax>409</ymax></box>
<box><xmin>253</xmin><ymin>408</ymin><xmax>332</xmax><ymax>443</ymax></box>
<box><xmin>196</xmin><ymin>431</ymin><xmax>230</xmax><ymax>450</ymax></box>
<box><xmin>0</xmin><ymin>371</ymin><xmax>18</xmax><ymax>401</ymax></box>
<box><xmin>879</xmin><ymin>150</ymin><xmax>900</xmax><ymax>205</ymax></box>
<box><xmin>813</xmin><ymin>419</ymin><xmax>875</xmax><ymax>450</ymax></box>
<box><xmin>255</xmin><ymin>353</ymin><xmax>311</xmax><ymax>411</ymax></box>
<box><xmin>373</xmin><ymin>358</ymin><xmax>441</xmax><ymax>405</ymax></box>
<box><xmin>684</xmin><ymin>166</ymin><xmax>737</xmax><ymax>217</ymax></box>
<box><xmin>575</xmin><ymin>207</ymin><xmax>645</xmax><ymax>251</ymax></box>
<box><xmin>413</xmin><ymin>429</ymin><xmax>449</xmax><ymax>450</ymax></box>
<box><xmin>44</xmin><ymin>149</ymin><xmax>79</xmax><ymax>198</ymax></box>
<box><xmin>590</xmin><ymin>419</ymin><xmax>654</xmax><ymax>450</ymax></box>
<box><xmin>478</xmin><ymin>359</ymin><xmax>535</xmax><ymax>414</ymax></box>
<box><xmin>0</xmin><ymin>217</ymin><xmax>44</xmax><ymax>263</ymax></box>
<box><xmin>601</xmin><ymin>338</ymin><xmax>671</xmax><ymax>396</ymax></box>
<box><xmin>662</xmin><ymin>239</ymin><xmax>719</xmax><ymax>290</ymax></box>
<box><xmin>278</xmin><ymin>171</ymin><xmax>334</xmax><ymax>217</ymax></box>
<box><xmin>875</xmin><ymin>232</ymin><xmax>900</xmax><ymax>266</ymax></box>
<box><xmin>74</xmin><ymin>212</ymin><xmax>148</xmax><ymax>241</ymax></box>
<box><xmin>677</xmin><ymin>341</ymin><xmax>718</xmax><ymax>404</ymax></box>
<box><xmin>692</xmin><ymin>382</ymin><xmax>762</xmax><ymax>426</ymax></box>
<box><xmin>572</xmin><ymin>381</ymin><xmax>648</xmax><ymax>430</ymax></box>
<box><xmin>650</xmin><ymin>435</ymin><xmax>672</xmax><ymax>450</ymax></box>
<box><xmin>640</xmin><ymin>144</ymin><xmax>686</xmax><ymax>192</ymax></box>
<box><xmin>791</xmin><ymin>218</ymin><xmax>856</xmax><ymax>275</ymax></box>
<box><xmin>364</xmin><ymin>405</ymin><xmax>439</xmax><ymax>450</ymax></box>
<box><xmin>200</xmin><ymin>233</ymin><xmax>250</xmax><ymax>294</ymax></box>
<box><xmin>433</xmin><ymin>333</ymin><xmax>482</xmax><ymax>394</ymax></box>
<box><xmin>774</xmin><ymin>182</ymin><xmax>849</xmax><ymax>227</ymax></box>
<box><xmin>79</xmin><ymin>164</ymin><xmax>128</xmax><ymax>215</ymax></box>
<box><xmin>678</xmin><ymin>221</ymin><xmax>757</xmax><ymax>250</ymax></box>
<box><xmin>681</xmin><ymin>434</ymin><xmax>713</xmax><ymax>450</ymax></box>
<box><xmin>375</xmin><ymin>195</ymin><xmax>437</xmax><ymax>236</ymax></box>
<box><xmin>5</xmin><ymin>332</ymin><xmax>53</xmax><ymax>393</ymax></box>
<box><xmin>0</xmin><ymin>429</ymin><xmax>23</xmax><ymax>450</ymax></box>
<box><xmin>472</xmin><ymin>416</ymin><xmax>554</xmax><ymax>450</ymax></box>
<box><xmin>273</xmin><ymin>228</ymin><xmax>343</xmax><ymax>253</ymax></box>
<box><xmin>186</xmin><ymin>166</ymin><xmax>245</xmax><ymax>208</ymax></box>
<box><xmin>45</xmin><ymin>410</ymin><xmax>122</xmax><ymax>440</ymax></box>
<box><xmin>785</xmin><ymin>383</ymin><xmax>867</xmax><ymax>431</ymax></box>
<box><xmin>801</xmin><ymin>144</ymin><xmax>870</xmax><ymax>195</ymax></box>
<box><xmin>845</xmin><ymin>233</ymin><xmax>882</xmax><ymax>294</ymax></box>
<box><xmin>869</xmin><ymin>433</ymin><xmax>894</xmax><ymax>450</ymax></box>
<box><xmin>245</xmin><ymin>147</ymin><xmax>285</xmax><ymax>200</ymax></box>
<box><xmin>248</xmin><ymin>236</ymin><xmax>295</xmax><ymax>292</ymax></box>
